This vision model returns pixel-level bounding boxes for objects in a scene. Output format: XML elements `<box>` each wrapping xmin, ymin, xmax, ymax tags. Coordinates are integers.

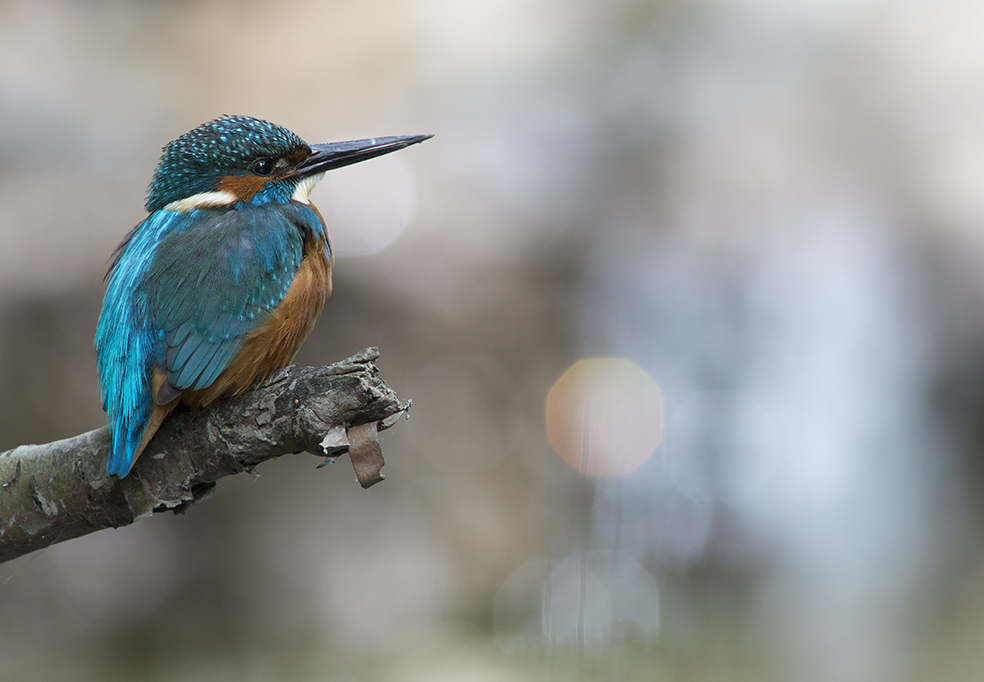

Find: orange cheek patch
<box><xmin>217</xmin><ymin>174</ymin><xmax>271</xmax><ymax>202</ymax></box>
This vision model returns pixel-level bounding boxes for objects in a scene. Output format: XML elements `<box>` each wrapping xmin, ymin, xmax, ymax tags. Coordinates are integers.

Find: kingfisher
<box><xmin>95</xmin><ymin>115</ymin><xmax>430</xmax><ymax>478</ymax></box>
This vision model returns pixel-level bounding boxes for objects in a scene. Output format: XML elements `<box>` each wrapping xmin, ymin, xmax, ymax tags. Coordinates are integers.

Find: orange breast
<box><xmin>183</xmin><ymin>221</ymin><xmax>333</xmax><ymax>408</ymax></box>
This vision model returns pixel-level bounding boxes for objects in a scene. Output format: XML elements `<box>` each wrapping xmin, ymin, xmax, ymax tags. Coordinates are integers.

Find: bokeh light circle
<box><xmin>316</xmin><ymin>154</ymin><xmax>416</xmax><ymax>257</ymax></box>
<box><xmin>546</xmin><ymin>358</ymin><xmax>664</xmax><ymax>476</ymax></box>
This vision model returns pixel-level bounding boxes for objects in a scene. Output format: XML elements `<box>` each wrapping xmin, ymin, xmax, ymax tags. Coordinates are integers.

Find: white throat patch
<box><xmin>291</xmin><ymin>172</ymin><xmax>326</xmax><ymax>204</ymax></box>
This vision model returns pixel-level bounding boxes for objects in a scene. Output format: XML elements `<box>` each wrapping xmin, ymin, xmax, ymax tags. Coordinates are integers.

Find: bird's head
<box><xmin>145</xmin><ymin>115</ymin><xmax>431</xmax><ymax>213</ymax></box>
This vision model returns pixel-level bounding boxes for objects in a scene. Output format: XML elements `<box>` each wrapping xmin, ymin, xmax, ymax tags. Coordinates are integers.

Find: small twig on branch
<box><xmin>0</xmin><ymin>347</ymin><xmax>409</xmax><ymax>564</ymax></box>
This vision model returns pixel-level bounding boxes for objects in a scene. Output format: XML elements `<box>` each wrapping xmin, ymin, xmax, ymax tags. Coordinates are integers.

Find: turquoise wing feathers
<box><xmin>96</xmin><ymin>203</ymin><xmax>321</xmax><ymax>477</ymax></box>
<box><xmin>148</xmin><ymin>207</ymin><xmax>304</xmax><ymax>394</ymax></box>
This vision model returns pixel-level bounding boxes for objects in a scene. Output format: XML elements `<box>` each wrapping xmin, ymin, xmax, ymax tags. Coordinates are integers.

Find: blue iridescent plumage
<box><xmin>96</xmin><ymin>115</ymin><xmax>431</xmax><ymax>477</ymax></box>
<box><xmin>146</xmin><ymin>115</ymin><xmax>307</xmax><ymax>212</ymax></box>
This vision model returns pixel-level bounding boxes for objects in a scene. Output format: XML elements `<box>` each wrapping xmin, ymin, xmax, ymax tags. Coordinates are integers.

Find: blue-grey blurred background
<box><xmin>2</xmin><ymin>1</ymin><xmax>984</xmax><ymax>680</ymax></box>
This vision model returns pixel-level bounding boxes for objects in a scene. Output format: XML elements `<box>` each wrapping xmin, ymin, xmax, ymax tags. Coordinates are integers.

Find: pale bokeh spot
<box><xmin>546</xmin><ymin>358</ymin><xmax>664</xmax><ymax>477</ymax></box>
<box><xmin>317</xmin><ymin>154</ymin><xmax>416</xmax><ymax>257</ymax></box>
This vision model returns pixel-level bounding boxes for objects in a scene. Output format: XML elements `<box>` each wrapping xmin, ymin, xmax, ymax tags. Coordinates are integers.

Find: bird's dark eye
<box><xmin>251</xmin><ymin>159</ymin><xmax>273</xmax><ymax>176</ymax></box>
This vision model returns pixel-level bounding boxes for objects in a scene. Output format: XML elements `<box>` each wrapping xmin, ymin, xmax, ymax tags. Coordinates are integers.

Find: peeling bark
<box><xmin>0</xmin><ymin>347</ymin><xmax>409</xmax><ymax>564</ymax></box>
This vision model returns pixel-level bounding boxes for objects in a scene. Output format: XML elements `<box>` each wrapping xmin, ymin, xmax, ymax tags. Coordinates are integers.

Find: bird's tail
<box><xmin>105</xmin><ymin>369</ymin><xmax>178</xmax><ymax>478</ymax></box>
<box><xmin>105</xmin><ymin>428</ymin><xmax>132</xmax><ymax>477</ymax></box>
<box><xmin>99</xmin><ymin>333</ymin><xmax>154</xmax><ymax>478</ymax></box>
<box><xmin>106</xmin><ymin>400</ymin><xmax>152</xmax><ymax>478</ymax></box>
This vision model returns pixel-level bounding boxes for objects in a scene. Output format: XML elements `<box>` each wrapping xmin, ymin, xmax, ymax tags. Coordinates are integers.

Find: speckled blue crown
<box><xmin>145</xmin><ymin>115</ymin><xmax>309</xmax><ymax>212</ymax></box>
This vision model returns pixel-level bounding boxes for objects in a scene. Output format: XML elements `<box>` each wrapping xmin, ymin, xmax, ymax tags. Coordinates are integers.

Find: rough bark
<box><xmin>0</xmin><ymin>347</ymin><xmax>408</xmax><ymax>564</ymax></box>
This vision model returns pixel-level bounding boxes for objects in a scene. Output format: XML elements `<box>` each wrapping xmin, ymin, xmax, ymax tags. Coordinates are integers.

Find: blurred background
<box><xmin>2</xmin><ymin>0</ymin><xmax>984</xmax><ymax>680</ymax></box>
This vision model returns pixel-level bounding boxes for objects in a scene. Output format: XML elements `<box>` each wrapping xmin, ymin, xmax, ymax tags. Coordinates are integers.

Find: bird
<box><xmin>95</xmin><ymin>115</ymin><xmax>430</xmax><ymax>478</ymax></box>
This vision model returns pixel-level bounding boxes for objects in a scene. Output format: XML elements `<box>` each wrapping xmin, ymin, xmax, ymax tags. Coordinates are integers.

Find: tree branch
<box><xmin>0</xmin><ymin>347</ymin><xmax>409</xmax><ymax>564</ymax></box>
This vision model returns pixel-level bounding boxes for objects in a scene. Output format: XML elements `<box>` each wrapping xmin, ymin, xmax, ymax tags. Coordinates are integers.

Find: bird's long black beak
<box><xmin>296</xmin><ymin>134</ymin><xmax>433</xmax><ymax>178</ymax></box>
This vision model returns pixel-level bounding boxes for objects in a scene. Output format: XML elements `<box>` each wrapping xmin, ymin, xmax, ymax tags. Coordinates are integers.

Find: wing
<box><xmin>96</xmin><ymin>203</ymin><xmax>316</xmax><ymax>477</ymax></box>
<box><xmin>145</xmin><ymin>205</ymin><xmax>306</xmax><ymax>397</ymax></box>
<box><xmin>97</xmin><ymin>209</ymin><xmax>186</xmax><ymax>477</ymax></box>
